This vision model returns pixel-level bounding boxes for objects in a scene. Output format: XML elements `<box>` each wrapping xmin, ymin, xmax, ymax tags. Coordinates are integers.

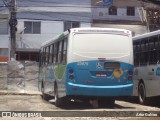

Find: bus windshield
<box><xmin>72</xmin><ymin>33</ymin><xmax>131</xmax><ymax>59</ymax></box>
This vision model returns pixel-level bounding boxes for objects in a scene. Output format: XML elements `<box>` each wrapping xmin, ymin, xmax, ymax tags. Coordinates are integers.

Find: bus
<box><xmin>38</xmin><ymin>27</ymin><xmax>134</xmax><ymax>107</ymax></box>
<box><xmin>133</xmin><ymin>30</ymin><xmax>160</xmax><ymax>104</ymax></box>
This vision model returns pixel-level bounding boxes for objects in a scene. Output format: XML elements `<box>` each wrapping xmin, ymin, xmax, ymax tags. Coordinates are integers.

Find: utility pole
<box><xmin>9</xmin><ymin>0</ymin><xmax>17</xmax><ymax>59</ymax></box>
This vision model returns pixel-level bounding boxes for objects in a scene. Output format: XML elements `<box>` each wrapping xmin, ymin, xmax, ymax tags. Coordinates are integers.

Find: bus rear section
<box><xmin>66</xmin><ymin>29</ymin><xmax>134</xmax><ymax>98</ymax></box>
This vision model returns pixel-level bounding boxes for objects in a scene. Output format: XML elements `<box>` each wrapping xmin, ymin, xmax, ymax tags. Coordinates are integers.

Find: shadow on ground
<box><xmin>46</xmin><ymin>97</ymin><xmax>135</xmax><ymax>110</ymax></box>
<box><xmin>117</xmin><ymin>96</ymin><xmax>160</xmax><ymax>108</ymax></box>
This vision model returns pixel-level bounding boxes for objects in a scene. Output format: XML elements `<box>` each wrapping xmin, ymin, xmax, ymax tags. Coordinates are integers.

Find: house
<box><xmin>91</xmin><ymin>0</ymin><xmax>148</xmax><ymax>36</ymax></box>
<box><xmin>0</xmin><ymin>1</ymin><xmax>9</xmax><ymax>63</ymax></box>
<box><xmin>15</xmin><ymin>0</ymin><xmax>92</xmax><ymax>61</ymax></box>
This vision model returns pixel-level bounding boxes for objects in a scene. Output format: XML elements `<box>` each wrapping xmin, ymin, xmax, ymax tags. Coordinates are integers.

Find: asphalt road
<box><xmin>0</xmin><ymin>94</ymin><xmax>160</xmax><ymax>120</ymax></box>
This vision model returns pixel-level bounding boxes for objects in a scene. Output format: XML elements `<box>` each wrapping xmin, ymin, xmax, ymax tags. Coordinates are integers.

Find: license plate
<box><xmin>104</xmin><ymin>62</ymin><xmax>120</xmax><ymax>69</ymax></box>
<box><xmin>96</xmin><ymin>73</ymin><xmax>107</xmax><ymax>77</ymax></box>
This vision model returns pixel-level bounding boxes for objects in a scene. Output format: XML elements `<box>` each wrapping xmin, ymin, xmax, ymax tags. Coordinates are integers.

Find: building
<box><xmin>1</xmin><ymin>0</ymin><xmax>159</xmax><ymax>62</ymax></box>
<box><xmin>15</xmin><ymin>0</ymin><xmax>92</xmax><ymax>61</ymax></box>
<box><xmin>0</xmin><ymin>1</ymin><xmax>9</xmax><ymax>63</ymax></box>
<box><xmin>91</xmin><ymin>0</ymin><xmax>148</xmax><ymax>36</ymax></box>
<box><xmin>142</xmin><ymin>1</ymin><xmax>160</xmax><ymax>31</ymax></box>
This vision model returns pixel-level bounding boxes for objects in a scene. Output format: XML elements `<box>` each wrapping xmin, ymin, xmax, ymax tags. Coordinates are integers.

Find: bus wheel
<box><xmin>138</xmin><ymin>82</ymin><xmax>147</xmax><ymax>104</ymax></box>
<box><xmin>54</xmin><ymin>84</ymin><xmax>63</xmax><ymax>107</ymax></box>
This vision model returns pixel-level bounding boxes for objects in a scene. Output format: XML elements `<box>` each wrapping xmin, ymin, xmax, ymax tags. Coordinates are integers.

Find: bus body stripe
<box><xmin>68</xmin><ymin>82</ymin><xmax>133</xmax><ymax>88</ymax></box>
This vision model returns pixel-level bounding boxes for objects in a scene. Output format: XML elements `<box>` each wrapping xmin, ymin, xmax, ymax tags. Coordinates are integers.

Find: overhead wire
<box><xmin>2</xmin><ymin>0</ymin><xmax>9</xmax><ymax>8</ymax></box>
<box><xmin>12</xmin><ymin>0</ymin><xmax>92</xmax><ymax>23</ymax></box>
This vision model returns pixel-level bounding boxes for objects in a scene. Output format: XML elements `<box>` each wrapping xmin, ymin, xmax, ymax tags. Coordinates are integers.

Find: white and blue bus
<box><xmin>133</xmin><ymin>30</ymin><xmax>160</xmax><ymax>104</ymax></box>
<box><xmin>38</xmin><ymin>28</ymin><xmax>134</xmax><ymax>107</ymax></box>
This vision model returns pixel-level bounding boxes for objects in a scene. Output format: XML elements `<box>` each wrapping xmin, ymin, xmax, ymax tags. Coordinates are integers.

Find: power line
<box><xmin>16</xmin><ymin>11</ymin><xmax>92</xmax><ymax>22</ymax></box>
<box><xmin>15</xmin><ymin>0</ymin><xmax>92</xmax><ymax>8</ymax></box>
<box><xmin>16</xmin><ymin>0</ymin><xmax>91</xmax><ymax>5</ymax></box>
<box><xmin>2</xmin><ymin>0</ymin><xmax>10</xmax><ymax>8</ymax></box>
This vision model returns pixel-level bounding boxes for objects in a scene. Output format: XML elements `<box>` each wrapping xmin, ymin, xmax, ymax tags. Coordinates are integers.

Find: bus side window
<box><xmin>154</xmin><ymin>36</ymin><xmax>159</xmax><ymax>64</ymax></box>
<box><xmin>158</xmin><ymin>35</ymin><xmax>160</xmax><ymax>63</ymax></box>
<box><xmin>58</xmin><ymin>41</ymin><xmax>62</xmax><ymax>63</ymax></box>
<box><xmin>44</xmin><ymin>47</ymin><xmax>46</xmax><ymax>64</ymax></box>
<box><xmin>63</xmin><ymin>38</ymin><xmax>68</xmax><ymax>63</ymax></box>
<box><xmin>39</xmin><ymin>50</ymin><xmax>42</xmax><ymax>67</ymax></box>
<box><xmin>42</xmin><ymin>48</ymin><xmax>44</xmax><ymax>65</ymax></box>
<box><xmin>54</xmin><ymin>42</ymin><xmax>59</xmax><ymax>64</ymax></box>
<box><xmin>133</xmin><ymin>40</ymin><xmax>140</xmax><ymax>66</ymax></box>
<box><xmin>60</xmin><ymin>40</ymin><xmax>64</xmax><ymax>63</ymax></box>
<box><xmin>46</xmin><ymin>47</ymin><xmax>49</xmax><ymax>64</ymax></box>
<box><xmin>49</xmin><ymin>45</ymin><xmax>52</xmax><ymax>64</ymax></box>
<box><xmin>48</xmin><ymin>46</ymin><xmax>50</xmax><ymax>64</ymax></box>
<box><xmin>140</xmin><ymin>39</ymin><xmax>148</xmax><ymax>65</ymax></box>
<box><xmin>52</xmin><ymin>44</ymin><xmax>54</xmax><ymax>63</ymax></box>
<box><xmin>149</xmin><ymin>35</ymin><xmax>158</xmax><ymax>64</ymax></box>
<box><xmin>53</xmin><ymin>43</ymin><xmax>56</xmax><ymax>64</ymax></box>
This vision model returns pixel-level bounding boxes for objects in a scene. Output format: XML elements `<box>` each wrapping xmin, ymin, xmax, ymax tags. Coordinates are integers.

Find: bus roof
<box><xmin>69</xmin><ymin>27</ymin><xmax>131</xmax><ymax>34</ymax></box>
<box><xmin>40</xmin><ymin>27</ymin><xmax>131</xmax><ymax>49</ymax></box>
<box><xmin>40</xmin><ymin>30</ymin><xmax>69</xmax><ymax>48</ymax></box>
<box><xmin>133</xmin><ymin>29</ymin><xmax>160</xmax><ymax>41</ymax></box>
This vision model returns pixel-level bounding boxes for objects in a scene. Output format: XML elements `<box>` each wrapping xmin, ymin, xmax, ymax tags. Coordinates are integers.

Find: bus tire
<box><xmin>138</xmin><ymin>82</ymin><xmax>147</xmax><ymax>104</ymax></box>
<box><xmin>54</xmin><ymin>83</ymin><xmax>63</xmax><ymax>107</ymax></box>
<box><xmin>41</xmin><ymin>81</ymin><xmax>50</xmax><ymax>101</ymax></box>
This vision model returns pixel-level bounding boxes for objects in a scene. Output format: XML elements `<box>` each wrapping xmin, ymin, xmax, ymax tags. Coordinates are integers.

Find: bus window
<box><xmin>149</xmin><ymin>35</ymin><xmax>158</xmax><ymax>64</ymax></box>
<box><xmin>48</xmin><ymin>46</ymin><xmax>50</xmax><ymax>64</ymax></box>
<box><xmin>43</xmin><ymin>47</ymin><xmax>46</xmax><ymax>64</ymax></box>
<box><xmin>62</xmin><ymin>38</ymin><xmax>68</xmax><ymax>63</ymax></box>
<box><xmin>46</xmin><ymin>47</ymin><xmax>49</xmax><ymax>64</ymax></box>
<box><xmin>49</xmin><ymin>45</ymin><xmax>52</xmax><ymax>64</ymax></box>
<box><xmin>58</xmin><ymin>41</ymin><xmax>62</xmax><ymax>63</ymax></box>
<box><xmin>60</xmin><ymin>40</ymin><xmax>64</xmax><ymax>63</ymax></box>
<box><xmin>54</xmin><ymin>42</ymin><xmax>59</xmax><ymax>64</ymax></box>
<box><xmin>52</xmin><ymin>44</ymin><xmax>54</xmax><ymax>63</ymax></box>
<box><xmin>133</xmin><ymin>40</ymin><xmax>140</xmax><ymax>66</ymax></box>
<box><xmin>140</xmin><ymin>39</ymin><xmax>148</xmax><ymax>65</ymax></box>
<box><xmin>39</xmin><ymin>50</ymin><xmax>43</xmax><ymax>67</ymax></box>
<box><xmin>158</xmin><ymin>35</ymin><xmax>160</xmax><ymax>63</ymax></box>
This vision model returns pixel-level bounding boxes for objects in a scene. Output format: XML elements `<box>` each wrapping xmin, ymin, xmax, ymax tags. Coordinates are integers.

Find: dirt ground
<box><xmin>0</xmin><ymin>94</ymin><xmax>159</xmax><ymax>120</ymax></box>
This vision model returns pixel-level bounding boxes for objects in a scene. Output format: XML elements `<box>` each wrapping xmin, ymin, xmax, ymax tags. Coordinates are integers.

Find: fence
<box><xmin>0</xmin><ymin>61</ymin><xmax>40</xmax><ymax>94</ymax></box>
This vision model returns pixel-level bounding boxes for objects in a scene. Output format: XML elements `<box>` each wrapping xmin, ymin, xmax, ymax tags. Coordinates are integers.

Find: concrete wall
<box><xmin>0</xmin><ymin>61</ymin><xmax>40</xmax><ymax>94</ymax></box>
